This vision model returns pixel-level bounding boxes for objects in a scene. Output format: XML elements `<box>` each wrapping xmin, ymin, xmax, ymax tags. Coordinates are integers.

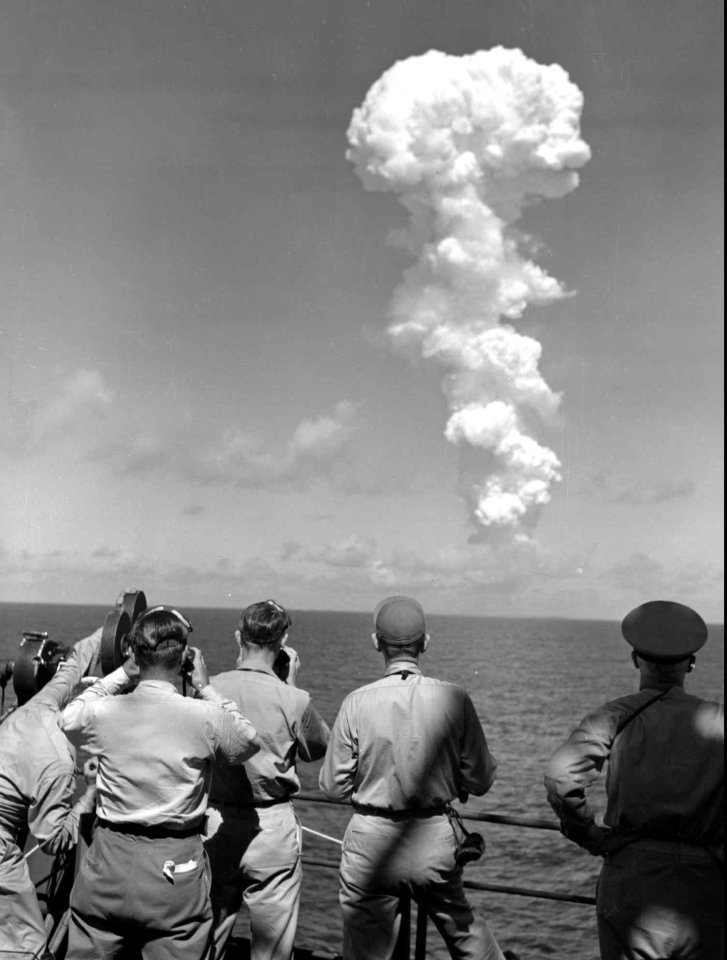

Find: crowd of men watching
<box><xmin>0</xmin><ymin>593</ymin><xmax>722</xmax><ymax>960</ymax></box>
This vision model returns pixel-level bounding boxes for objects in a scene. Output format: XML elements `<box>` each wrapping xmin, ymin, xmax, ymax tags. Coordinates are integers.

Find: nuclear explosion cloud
<box><xmin>347</xmin><ymin>47</ymin><xmax>590</xmax><ymax>536</ymax></box>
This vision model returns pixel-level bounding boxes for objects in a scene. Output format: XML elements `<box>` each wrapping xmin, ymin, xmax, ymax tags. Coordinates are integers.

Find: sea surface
<box><xmin>1</xmin><ymin>603</ymin><xmax>723</xmax><ymax>960</ymax></box>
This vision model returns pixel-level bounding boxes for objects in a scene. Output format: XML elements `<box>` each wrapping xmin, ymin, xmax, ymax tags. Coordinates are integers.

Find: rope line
<box><xmin>301</xmin><ymin>825</ymin><xmax>343</xmax><ymax>846</ymax></box>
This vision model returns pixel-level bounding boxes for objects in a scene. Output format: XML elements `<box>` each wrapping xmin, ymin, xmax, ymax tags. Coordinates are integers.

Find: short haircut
<box><xmin>130</xmin><ymin>608</ymin><xmax>188</xmax><ymax>671</ymax></box>
<box><xmin>239</xmin><ymin>600</ymin><xmax>291</xmax><ymax>647</ymax></box>
<box><xmin>379</xmin><ymin>636</ymin><xmax>424</xmax><ymax>659</ymax></box>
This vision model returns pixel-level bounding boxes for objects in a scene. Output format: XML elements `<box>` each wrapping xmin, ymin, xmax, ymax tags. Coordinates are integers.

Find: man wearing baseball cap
<box><xmin>545</xmin><ymin>600</ymin><xmax>723</xmax><ymax>959</ymax></box>
<box><xmin>319</xmin><ymin>596</ymin><xmax>508</xmax><ymax>960</ymax></box>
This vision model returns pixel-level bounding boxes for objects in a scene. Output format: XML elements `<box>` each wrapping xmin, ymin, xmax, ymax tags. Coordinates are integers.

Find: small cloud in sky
<box><xmin>90</xmin><ymin>435</ymin><xmax>171</xmax><ymax>477</ymax></box>
<box><xmin>307</xmin><ymin>536</ymin><xmax>377</xmax><ymax>569</ymax></box>
<box><xmin>181</xmin><ymin>503</ymin><xmax>205</xmax><ymax>516</ymax></box>
<box><xmin>586</xmin><ymin>472</ymin><xmax>696</xmax><ymax>505</ymax></box>
<box><xmin>279</xmin><ymin>541</ymin><xmax>302</xmax><ymax>561</ymax></box>
<box><xmin>607</xmin><ymin>552</ymin><xmax>723</xmax><ymax>604</ymax></box>
<box><xmin>9</xmin><ymin>368</ymin><xmax>113</xmax><ymax>451</ymax></box>
<box><xmin>189</xmin><ymin>400</ymin><xmax>360</xmax><ymax>489</ymax></box>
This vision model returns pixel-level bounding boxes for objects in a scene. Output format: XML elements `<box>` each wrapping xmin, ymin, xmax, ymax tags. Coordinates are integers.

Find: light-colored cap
<box><xmin>373</xmin><ymin>596</ymin><xmax>426</xmax><ymax>645</ymax></box>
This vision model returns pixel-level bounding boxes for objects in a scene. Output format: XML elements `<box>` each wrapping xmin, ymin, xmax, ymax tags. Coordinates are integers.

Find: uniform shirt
<box><xmin>209</xmin><ymin>665</ymin><xmax>330</xmax><ymax>805</ymax></box>
<box><xmin>0</xmin><ymin>630</ymin><xmax>100</xmax><ymax>852</ymax></box>
<box><xmin>545</xmin><ymin>685</ymin><xmax>724</xmax><ymax>849</ymax></box>
<box><xmin>319</xmin><ymin>663</ymin><xmax>497</xmax><ymax>810</ymax></box>
<box><xmin>61</xmin><ymin>669</ymin><xmax>260</xmax><ymax>828</ymax></box>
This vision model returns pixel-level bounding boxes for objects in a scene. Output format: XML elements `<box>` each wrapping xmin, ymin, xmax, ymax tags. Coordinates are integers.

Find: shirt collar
<box><xmin>136</xmin><ymin>679</ymin><xmax>179</xmax><ymax>693</ymax></box>
<box><xmin>385</xmin><ymin>662</ymin><xmax>422</xmax><ymax>678</ymax></box>
<box><xmin>236</xmin><ymin>664</ymin><xmax>277</xmax><ymax>677</ymax></box>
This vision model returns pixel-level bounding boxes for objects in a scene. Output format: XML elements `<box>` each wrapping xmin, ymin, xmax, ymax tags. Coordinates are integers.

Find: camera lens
<box><xmin>456</xmin><ymin>832</ymin><xmax>485</xmax><ymax>865</ymax></box>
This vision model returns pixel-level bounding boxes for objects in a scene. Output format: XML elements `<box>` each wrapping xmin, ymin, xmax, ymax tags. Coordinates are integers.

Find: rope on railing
<box><xmin>301</xmin><ymin>825</ymin><xmax>342</xmax><ymax>845</ymax></box>
<box><xmin>299</xmin><ymin>857</ymin><xmax>596</xmax><ymax>905</ymax></box>
<box><xmin>295</xmin><ymin>791</ymin><xmax>596</xmax><ymax>908</ymax></box>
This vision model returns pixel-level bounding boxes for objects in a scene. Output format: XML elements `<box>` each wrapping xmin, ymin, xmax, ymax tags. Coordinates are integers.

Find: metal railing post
<box><xmin>414</xmin><ymin>901</ymin><xmax>428</xmax><ymax>960</ymax></box>
<box><xmin>393</xmin><ymin>890</ymin><xmax>411</xmax><ymax>959</ymax></box>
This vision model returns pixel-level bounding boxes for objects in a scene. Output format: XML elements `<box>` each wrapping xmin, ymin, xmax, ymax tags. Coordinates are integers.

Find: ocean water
<box><xmin>1</xmin><ymin>603</ymin><xmax>723</xmax><ymax>960</ymax></box>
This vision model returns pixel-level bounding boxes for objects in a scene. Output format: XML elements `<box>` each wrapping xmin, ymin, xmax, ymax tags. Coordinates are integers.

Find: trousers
<box><xmin>66</xmin><ymin>824</ymin><xmax>213</xmax><ymax>960</ymax></box>
<box><xmin>0</xmin><ymin>834</ymin><xmax>47</xmax><ymax>959</ymax></box>
<box><xmin>338</xmin><ymin>812</ymin><xmax>505</xmax><ymax>960</ymax></box>
<box><xmin>205</xmin><ymin>801</ymin><xmax>302</xmax><ymax>960</ymax></box>
<box><xmin>596</xmin><ymin>839</ymin><xmax>724</xmax><ymax>960</ymax></box>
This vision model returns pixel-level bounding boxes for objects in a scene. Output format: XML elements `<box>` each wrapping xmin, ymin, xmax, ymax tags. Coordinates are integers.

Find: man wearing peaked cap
<box><xmin>320</xmin><ymin>596</ymin><xmax>508</xmax><ymax>960</ymax></box>
<box><xmin>621</xmin><ymin>599</ymin><xmax>708</xmax><ymax>661</ymax></box>
<box><xmin>545</xmin><ymin>600</ymin><xmax>723</xmax><ymax>960</ymax></box>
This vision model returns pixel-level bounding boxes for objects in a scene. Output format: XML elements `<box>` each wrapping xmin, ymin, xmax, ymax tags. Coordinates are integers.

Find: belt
<box><xmin>210</xmin><ymin>796</ymin><xmax>292</xmax><ymax>810</ymax></box>
<box><xmin>352</xmin><ymin>804</ymin><xmax>446</xmax><ymax>821</ymax></box>
<box><xmin>96</xmin><ymin>818</ymin><xmax>202</xmax><ymax>839</ymax></box>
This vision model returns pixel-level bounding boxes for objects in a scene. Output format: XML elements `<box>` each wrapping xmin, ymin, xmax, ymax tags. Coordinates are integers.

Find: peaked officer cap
<box><xmin>621</xmin><ymin>600</ymin><xmax>708</xmax><ymax>661</ymax></box>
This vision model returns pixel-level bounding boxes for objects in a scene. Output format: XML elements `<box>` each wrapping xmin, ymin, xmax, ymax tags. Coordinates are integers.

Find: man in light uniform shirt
<box><xmin>0</xmin><ymin>628</ymin><xmax>101</xmax><ymax>959</ymax></box>
<box><xmin>60</xmin><ymin>606</ymin><xmax>262</xmax><ymax>960</ymax></box>
<box><xmin>206</xmin><ymin>599</ymin><xmax>330</xmax><ymax>960</ymax></box>
<box><xmin>319</xmin><ymin>595</ymin><xmax>507</xmax><ymax>960</ymax></box>
<box><xmin>545</xmin><ymin>600</ymin><xmax>724</xmax><ymax>960</ymax></box>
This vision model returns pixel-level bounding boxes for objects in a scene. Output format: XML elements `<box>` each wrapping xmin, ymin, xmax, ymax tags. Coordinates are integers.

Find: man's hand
<box><xmin>121</xmin><ymin>652</ymin><xmax>141</xmax><ymax>684</ymax></box>
<box><xmin>283</xmin><ymin>646</ymin><xmax>300</xmax><ymax>686</ymax></box>
<box><xmin>83</xmin><ymin>757</ymin><xmax>99</xmax><ymax>786</ymax></box>
<box><xmin>186</xmin><ymin>647</ymin><xmax>210</xmax><ymax>692</ymax></box>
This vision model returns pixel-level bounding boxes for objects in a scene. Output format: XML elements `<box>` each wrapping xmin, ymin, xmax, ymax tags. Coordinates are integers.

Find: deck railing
<box><xmin>295</xmin><ymin>791</ymin><xmax>595</xmax><ymax>960</ymax></box>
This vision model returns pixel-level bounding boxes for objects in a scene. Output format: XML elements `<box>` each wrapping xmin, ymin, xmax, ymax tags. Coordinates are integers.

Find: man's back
<box><xmin>548</xmin><ymin>686</ymin><xmax>723</xmax><ymax>847</ymax></box>
<box><xmin>209</xmin><ymin>666</ymin><xmax>329</xmax><ymax>804</ymax></box>
<box><xmin>320</xmin><ymin>668</ymin><xmax>496</xmax><ymax>810</ymax></box>
<box><xmin>64</xmin><ymin>675</ymin><xmax>258</xmax><ymax>826</ymax></box>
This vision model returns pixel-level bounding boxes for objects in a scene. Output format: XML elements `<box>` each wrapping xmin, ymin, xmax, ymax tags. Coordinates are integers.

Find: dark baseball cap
<box><xmin>621</xmin><ymin>600</ymin><xmax>708</xmax><ymax>661</ymax></box>
<box><xmin>373</xmin><ymin>596</ymin><xmax>426</xmax><ymax>645</ymax></box>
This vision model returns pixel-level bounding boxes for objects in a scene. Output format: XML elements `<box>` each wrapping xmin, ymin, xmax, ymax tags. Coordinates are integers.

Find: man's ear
<box><xmin>631</xmin><ymin>651</ymin><xmax>640</xmax><ymax>669</ymax></box>
<box><xmin>280</xmin><ymin>632</ymin><xmax>289</xmax><ymax>648</ymax></box>
<box><xmin>421</xmin><ymin>634</ymin><xmax>430</xmax><ymax>654</ymax></box>
<box><xmin>234</xmin><ymin>629</ymin><xmax>243</xmax><ymax>649</ymax></box>
<box><xmin>371</xmin><ymin>632</ymin><xmax>381</xmax><ymax>653</ymax></box>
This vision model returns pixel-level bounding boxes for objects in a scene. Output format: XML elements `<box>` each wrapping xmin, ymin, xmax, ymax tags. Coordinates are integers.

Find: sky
<box><xmin>0</xmin><ymin>0</ymin><xmax>723</xmax><ymax>621</ymax></box>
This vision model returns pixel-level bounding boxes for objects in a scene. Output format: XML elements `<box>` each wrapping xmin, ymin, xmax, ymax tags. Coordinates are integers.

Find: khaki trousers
<box><xmin>339</xmin><ymin>812</ymin><xmax>505</xmax><ymax>960</ymax></box>
<box><xmin>205</xmin><ymin>802</ymin><xmax>302</xmax><ymax>960</ymax></box>
<box><xmin>0</xmin><ymin>834</ymin><xmax>47</xmax><ymax>960</ymax></box>
<box><xmin>67</xmin><ymin>824</ymin><xmax>213</xmax><ymax>960</ymax></box>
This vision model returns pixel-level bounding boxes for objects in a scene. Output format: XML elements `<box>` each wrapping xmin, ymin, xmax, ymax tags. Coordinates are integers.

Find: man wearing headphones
<box><xmin>545</xmin><ymin>600</ymin><xmax>724</xmax><ymax>960</ymax></box>
<box><xmin>60</xmin><ymin>605</ymin><xmax>262</xmax><ymax>960</ymax></box>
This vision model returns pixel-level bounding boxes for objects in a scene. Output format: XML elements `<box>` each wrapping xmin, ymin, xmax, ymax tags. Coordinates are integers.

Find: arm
<box><xmin>296</xmin><ymin>698</ymin><xmax>331</xmax><ymax>763</ymax></box>
<box><xmin>28</xmin><ymin>763</ymin><xmax>97</xmax><ymax>856</ymax></box>
<box><xmin>197</xmin><ymin>684</ymin><xmax>261</xmax><ymax>764</ymax></box>
<box><xmin>544</xmin><ymin>707</ymin><xmax>615</xmax><ymax>855</ymax></box>
<box><xmin>458</xmin><ymin>693</ymin><xmax>497</xmax><ymax>799</ymax></box>
<box><xmin>318</xmin><ymin>703</ymin><xmax>356</xmax><ymax>801</ymax></box>
<box><xmin>60</xmin><ymin>665</ymin><xmax>134</xmax><ymax>734</ymax></box>
<box><xmin>32</xmin><ymin>627</ymin><xmax>104</xmax><ymax>711</ymax></box>
<box><xmin>187</xmin><ymin>650</ymin><xmax>260</xmax><ymax>764</ymax></box>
